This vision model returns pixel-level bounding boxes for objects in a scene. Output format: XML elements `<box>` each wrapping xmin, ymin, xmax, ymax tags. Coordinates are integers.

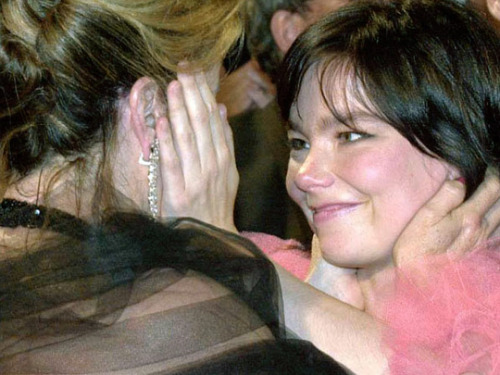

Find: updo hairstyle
<box><xmin>0</xmin><ymin>0</ymin><xmax>243</xmax><ymax>193</ymax></box>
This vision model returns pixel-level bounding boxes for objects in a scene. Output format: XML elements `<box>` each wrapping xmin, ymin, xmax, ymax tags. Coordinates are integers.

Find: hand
<box><xmin>216</xmin><ymin>59</ymin><xmax>276</xmax><ymax>118</ymax></box>
<box><xmin>306</xmin><ymin>235</ymin><xmax>364</xmax><ymax>310</ymax></box>
<box><xmin>394</xmin><ymin>170</ymin><xmax>500</xmax><ymax>267</ymax></box>
<box><xmin>155</xmin><ymin>69</ymin><xmax>239</xmax><ymax>232</ymax></box>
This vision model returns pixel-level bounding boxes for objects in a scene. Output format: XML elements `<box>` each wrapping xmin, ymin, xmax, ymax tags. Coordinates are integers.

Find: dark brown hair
<box><xmin>278</xmin><ymin>0</ymin><xmax>500</xmax><ymax>197</ymax></box>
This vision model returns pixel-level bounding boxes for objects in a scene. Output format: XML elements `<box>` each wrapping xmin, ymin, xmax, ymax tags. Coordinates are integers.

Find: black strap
<box><xmin>0</xmin><ymin>199</ymin><xmax>90</xmax><ymax>239</ymax></box>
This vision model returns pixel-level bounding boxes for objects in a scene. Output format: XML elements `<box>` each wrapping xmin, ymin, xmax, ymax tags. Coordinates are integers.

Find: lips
<box><xmin>311</xmin><ymin>203</ymin><xmax>362</xmax><ymax>223</ymax></box>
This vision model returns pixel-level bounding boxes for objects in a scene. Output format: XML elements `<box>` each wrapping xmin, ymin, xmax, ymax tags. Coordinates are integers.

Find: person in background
<box><xmin>217</xmin><ymin>52</ymin><xmax>276</xmax><ymax>119</ymax></box>
<box><xmin>469</xmin><ymin>0</ymin><xmax>500</xmax><ymax>32</ymax></box>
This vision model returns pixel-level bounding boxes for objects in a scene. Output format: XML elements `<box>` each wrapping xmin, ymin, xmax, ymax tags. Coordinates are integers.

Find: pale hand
<box><xmin>394</xmin><ymin>170</ymin><xmax>500</xmax><ymax>267</ymax></box>
<box><xmin>155</xmin><ymin>70</ymin><xmax>239</xmax><ymax>232</ymax></box>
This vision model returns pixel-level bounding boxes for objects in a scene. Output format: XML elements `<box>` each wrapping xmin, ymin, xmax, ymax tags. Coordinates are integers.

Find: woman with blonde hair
<box><xmin>0</xmin><ymin>0</ymin><xmax>352</xmax><ymax>373</ymax></box>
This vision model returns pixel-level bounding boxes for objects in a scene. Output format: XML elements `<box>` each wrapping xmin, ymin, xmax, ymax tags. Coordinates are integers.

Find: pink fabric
<box><xmin>242</xmin><ymin>232</ymin><xmax>311</xmax><ymax>280</ymax></box>
<box><xmin>381</xmin><ymin>237</ymin><xmax>500</xmax><ymax>375</ymax></box>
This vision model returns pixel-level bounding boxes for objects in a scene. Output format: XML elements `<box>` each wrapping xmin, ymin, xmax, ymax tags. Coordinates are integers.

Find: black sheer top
<box><xmin>0</xmin><ymin>200</ymin><xmax>348</xmax><ymax>374</ymax></box>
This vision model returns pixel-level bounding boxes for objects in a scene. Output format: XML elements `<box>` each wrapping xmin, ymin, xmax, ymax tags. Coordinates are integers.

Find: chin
<box><xmin>319</xmin><ymin>239</ymin><xmax>392</xmax><ymax>270</ymax></box>
<box><xmin>320</xmin><ymin>243</ymin><xmax>362</xmax><ymax>268</ymax></box>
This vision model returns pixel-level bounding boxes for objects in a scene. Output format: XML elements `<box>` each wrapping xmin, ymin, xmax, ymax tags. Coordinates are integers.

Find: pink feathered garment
<box><xmin>241</xmin><ymin>232</ymin><xmax>311</xmax><ymax>280</ymax></box>
<box><xmin>381</xmin><ymin>237</ymin><xmax>500</xmax><ymax>375</ymax></box>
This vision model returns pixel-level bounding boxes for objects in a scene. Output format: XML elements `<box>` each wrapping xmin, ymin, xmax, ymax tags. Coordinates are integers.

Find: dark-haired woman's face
<box><xmin>286</xmin><ymin>69</ymin><xmax>452</xmax><ymax>269</ymax></box>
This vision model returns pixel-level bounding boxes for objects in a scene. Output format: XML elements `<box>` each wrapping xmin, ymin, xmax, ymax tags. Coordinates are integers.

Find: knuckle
<box><xmin>177</xmin><ymin>129</ymin><xmax>195</xmax><ymax>145</ymax></box>
<box><xmin>461</xmin><ymin>212</ymin><xmax>482</xmax><ymax>234</ymax></box>
<box><xmin>206</xmin><ymin>101</ymin><xmax>217</xmax><ymax>115</ymax></box>
<box><xmin>217</xmin><ymin>145</ymin><xmax>230</xmax><ymax>161</ymax></box>
<box><xmin>203</xmin><ymin>162</ymin><xmax>217</xmax><ymax>177</ymax></box>
<box><xmin>195</xmin><ymin>110</ymin><xmax>209</xmax><ymax>125</ymax></box>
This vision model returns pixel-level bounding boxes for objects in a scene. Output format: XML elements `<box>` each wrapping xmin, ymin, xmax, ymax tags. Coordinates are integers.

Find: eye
<box><xmin>287</xmin><ymin>138</ymin><xmax>310</xmax><ymax>151</ymax></box>
<box><xmin>338</xmin><ymin>131</ymin><xmax>368</xmax><ymax>143</ymax></box>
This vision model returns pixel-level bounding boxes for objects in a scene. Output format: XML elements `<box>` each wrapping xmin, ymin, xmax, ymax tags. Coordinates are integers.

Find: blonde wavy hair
<box><xmin>0</xmin><ymin>0</ymin><xmax>243</xmax><ymax>204</ymax></box>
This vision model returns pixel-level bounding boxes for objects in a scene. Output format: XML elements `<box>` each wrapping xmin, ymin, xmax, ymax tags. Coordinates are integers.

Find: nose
<box><xmin>294</xmin><ymin>149</ymin><xmax>336</xmax><ymax>191</ymax></box>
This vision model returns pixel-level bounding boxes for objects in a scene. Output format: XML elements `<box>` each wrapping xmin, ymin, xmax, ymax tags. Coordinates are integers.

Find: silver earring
<box><xmin>138</xmin><ymin>139</ymin><xmax>160</xmax><ymax>219</ymax></box>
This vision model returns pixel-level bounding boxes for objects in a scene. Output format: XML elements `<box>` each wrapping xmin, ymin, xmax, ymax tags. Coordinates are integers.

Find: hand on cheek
<box><xmin>393</xmin><ymin>169</ymin><xmax>500</xmax><ymax>267</ymax></box>
<box><xmin>155</xmin><ymin>67</ymin><xmax>239</xmax><ymax>232</ymax></box>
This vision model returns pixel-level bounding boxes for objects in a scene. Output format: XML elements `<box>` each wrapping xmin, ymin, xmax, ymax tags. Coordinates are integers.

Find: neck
<box><xmin>356</xmin><ymin>257</ymin><xmax>397</xmax><ymax>317</ymax></box>
<box><xmin>3</xmin><ymin>155</ymin><xmax>99</xmax><ymax>220</ymax></box>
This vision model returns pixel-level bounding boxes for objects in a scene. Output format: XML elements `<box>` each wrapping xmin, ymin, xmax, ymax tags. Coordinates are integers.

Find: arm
<box><xmin>275</xmin><ymin>263</ymin><xmax>388</xmax><ymax>375</ymax></box>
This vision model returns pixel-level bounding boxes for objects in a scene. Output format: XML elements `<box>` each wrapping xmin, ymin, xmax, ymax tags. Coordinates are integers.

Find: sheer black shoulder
<box><xmin>0</xmin><ymin>208</ymin><xmax>349</xmax><ymax>374</ymax></box>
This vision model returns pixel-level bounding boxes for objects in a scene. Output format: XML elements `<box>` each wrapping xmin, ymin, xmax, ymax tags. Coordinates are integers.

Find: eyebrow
<box><xmin>287</xmin><ymin>117</ymin><xmax>305</xmax><ymax>132</ymax></box>
<box><xmin>288</xmin><ymin>110</ymin><xmax>381</xmax><ymax>133</ymax></box>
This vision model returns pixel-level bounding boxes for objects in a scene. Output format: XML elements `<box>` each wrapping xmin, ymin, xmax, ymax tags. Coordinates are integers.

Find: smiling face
<box><xmin>286</xmin><ymin>67</ymin><xmax>452</xmax><ymax>269</ymax></box>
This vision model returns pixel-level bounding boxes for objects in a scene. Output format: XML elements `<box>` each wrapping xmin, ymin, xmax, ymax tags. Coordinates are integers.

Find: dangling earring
<box><xmin>139</xmin><ymin>139</ymin><xmax>160</xmax><ymax>219</ymax></box>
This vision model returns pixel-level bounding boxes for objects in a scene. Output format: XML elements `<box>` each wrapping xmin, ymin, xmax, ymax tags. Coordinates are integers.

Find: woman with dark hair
<box><xmin>0</xmin><ymin>0</ymin><xmax>353</xmax><ymax>373</ymax></box>
<box><xmin>276</xmin><ymin>0</ymin><xmax>500</xmax><ymax>372</ymax></box>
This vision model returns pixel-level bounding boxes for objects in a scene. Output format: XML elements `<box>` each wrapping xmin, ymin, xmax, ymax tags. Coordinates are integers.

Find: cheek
<box><xmin>338</xmin><ymin>149</ymin><xmax>399</xmax><ymax>194</ymax></box>
<box><xmin>286</xmin><ymin>160</ymin><xmax>302</xmax><ymax>204</ymax></box>
<box><xmin>286</xmin><ymin>157</ymin><xmax>316</xmax><ymax>222</ymax></box>
<box><xmin>341</xmin><ymin>143</ymin><xmax>449</xmax><ymax>205</ymax></box>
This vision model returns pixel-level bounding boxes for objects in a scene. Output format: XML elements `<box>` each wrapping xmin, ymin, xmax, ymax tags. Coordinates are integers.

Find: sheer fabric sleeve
<box><xmin>0</xmin><ymin>213</ymin><xmax>347</xmax><ymax>374</ymax></box>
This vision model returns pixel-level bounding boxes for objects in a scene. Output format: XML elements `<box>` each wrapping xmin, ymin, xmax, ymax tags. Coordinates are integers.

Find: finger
<box><xmin>248</xmin><ymin>69</ymin><xmax>270</xmax><ymax>87</ymax></box>
<box><xmin>219</xmin><ymin>104</ymin><xmax>236</xmax><ymax>158</ymax></box>
<box><xmin>166</xmin><ymin>79</ymin><xmax>201</xmax><ymax>175</ymax></box>
<box><xmin>178</xmin><ymin>71</ymin><xmax>217</xmax><ymax>165</ymax></box>
<box><xmin>460</xmin><ymin>169</ymin><xmax>500</xmax><ymax>216</ymax></box>
<box><xmin>156</xmin><ymin>115</ymin><xmax>185</xmax><ymax>213</ymax></box>
<box><xmin>462</xmin><ymin>170</ymin><xmax>500</xmax><ymax>236</ymax></box>
<box><xmin>248</xmin><ymin>68</ymin><xmax>276</xmax><ymax>96</ymax></box>
<box><xmin>417</xmin><ymin>179</ymin><xmax>466</xmax><ymax>222</ymax></box>
<box><xmin>194</xmin><ymin>71</ymin><xmax>230</xmax><ymax>164</ymax></box>
<box><xmin>194</xmin><ymin>70</ymin><xmax>218</xmax><ymax>117</ymax></box>
<box><xmin>485</xmin><ymin>197</ymin><xmax>500</xmax><ymax>237</ymax></box>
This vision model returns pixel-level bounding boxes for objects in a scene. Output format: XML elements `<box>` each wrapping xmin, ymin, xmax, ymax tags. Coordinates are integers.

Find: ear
<box><xmin>270</xmin><ymin>10</ymin><xmax>308</xmax><ymax>54</ymax></box>
<box><xmin>486</xmin><ymin>0</ymin><xmax>500</xmax><ymax>22</ymax></box>
<box><xmin>446</xmin><ymin>164</ymin><xmax>463</xmax><ymax>181</ymax></box>
<box><xmin>129</xmin><ymin>77</ymin><xmax>167</xmax><ymax>161</ymax></box>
